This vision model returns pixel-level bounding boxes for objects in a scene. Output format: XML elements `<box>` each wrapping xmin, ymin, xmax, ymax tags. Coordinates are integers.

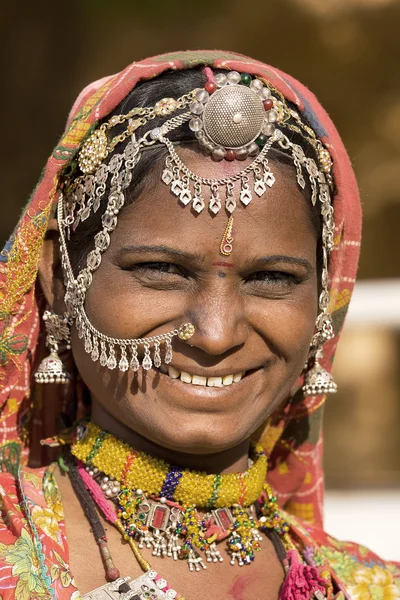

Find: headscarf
<box><xmin>0</xmin><ymin>50</ymin><xmax>361</xmax><ymax>530</ymax></box>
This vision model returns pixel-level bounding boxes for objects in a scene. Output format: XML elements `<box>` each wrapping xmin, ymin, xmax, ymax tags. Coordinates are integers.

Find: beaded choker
<box><xmin>71</xmin><ymin>423</ymin><xmax>267</xmax><ymax>508</ymax></box>
<box><xmin>71</xmin><ymin>423</ymin><xmax>293</xmax><ymax>571</ymax></box>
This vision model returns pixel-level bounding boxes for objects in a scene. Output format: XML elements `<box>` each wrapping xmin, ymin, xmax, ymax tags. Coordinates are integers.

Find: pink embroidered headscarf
<box><xmin>0</xmin><ymin>50</ymin><xmax>361</xmax><ymax>529</ymax></box>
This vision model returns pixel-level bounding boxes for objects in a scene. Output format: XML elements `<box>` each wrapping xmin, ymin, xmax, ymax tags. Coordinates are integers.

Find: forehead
<box><xmin>110</xmin><ymin>149</ymin><xmax>317</xmax><ymax>262</ymax></box>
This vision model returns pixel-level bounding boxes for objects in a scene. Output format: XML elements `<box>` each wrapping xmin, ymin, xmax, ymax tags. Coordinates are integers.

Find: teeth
<box><xmin>165</xmin><ymin>366</ymin><xmax>245</xmax><ymax>387</ymax></box>
<box><xmin>192</xmin><ymin>375</ymin><xmax>207</xmax><ymax>386</ymax></box>
<box><xmin>168</xmin><ymin>366</ymin><xmax>180</xmax><ymax>379</ymax></box>
<box><xmin>180</xmin><ymin>371</ymin><xmax>192</xmax><ymax>384</ymax></box>
<box><xmin>207</xmin><ymin>377</ymin><xmax>223</xmax><ymax>387</ymax></box>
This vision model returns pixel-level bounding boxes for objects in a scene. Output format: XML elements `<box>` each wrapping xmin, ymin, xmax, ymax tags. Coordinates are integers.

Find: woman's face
<box><xmin>70</xmin><ymin>150</ymin><xmax>319</xmax><ymax>454</ymax></box>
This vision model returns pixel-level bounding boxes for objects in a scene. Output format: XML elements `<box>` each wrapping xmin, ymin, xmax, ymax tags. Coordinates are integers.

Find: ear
<box><xmin>38</xmin><ymin>218</ymin><xmax>66</xmax><ymax>313</ymax></box>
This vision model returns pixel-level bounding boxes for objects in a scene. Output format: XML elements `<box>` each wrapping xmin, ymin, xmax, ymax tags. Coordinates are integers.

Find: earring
<box><xmin>34</xmin><ymin>310</ymin><xmax>71</xmax><ymax>384</ymax></box>
<box><xmin>302</xmin><ymin>349</ymin><xmax>337</xmax><ymax>397</ymax></box>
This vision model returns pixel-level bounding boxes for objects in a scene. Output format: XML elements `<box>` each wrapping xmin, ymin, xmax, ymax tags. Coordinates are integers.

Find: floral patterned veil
<box><xmin>0</xmin><ymin>50</ymin><xmax>362</xmax><ymax>529</ymax></box>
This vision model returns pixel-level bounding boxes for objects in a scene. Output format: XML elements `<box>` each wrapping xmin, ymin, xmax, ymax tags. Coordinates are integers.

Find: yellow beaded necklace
<box><xmin>71</xmin><ymin>422</ymin><xmax>267</xmax><ymax>508</ymax></box>
<box><xmin>70</xmin><ymin>421</ymin><xmax>293</xmax><ymax>573</ymax></box>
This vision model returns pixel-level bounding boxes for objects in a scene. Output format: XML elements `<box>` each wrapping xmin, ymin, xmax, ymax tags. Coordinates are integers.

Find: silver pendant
<box><xmin>82</xmin><ymin>570</ymin><xmax>179</xmax><ymax>600</ymax></box>
<box><xmin>179</xmin><ymin>188</ymin><xmax>192</xmax><ymax>206</ymax></box>
<box><xmin>192</xmin><ymin>196</ymin><xmax>205</xmax><ymax>213</ymax></box>
<box><xmin>161</xmin><ymin>168</ymin><xmax>173</xmax><ymax>185</ymax></box>
<box><xmin>240</xmin><ymin>187</ymin><xmax>252</xmax><ymax>206</ymax></box>
<box><xmin>254</xmin><ymin>179</ymin><xmax>266</xmax><ymax>197</ymax></box>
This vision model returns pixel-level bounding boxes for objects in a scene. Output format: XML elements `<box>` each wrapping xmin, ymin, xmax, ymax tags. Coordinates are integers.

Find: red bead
<box><xmin>263</xmin><ymin>99</ymin><xmax>274</xmax><ymax>111</ymax></box>
<box><xmin>205</xmin><ymin>81</ymin><xmax>217</xmax><ymax>94</ymax></box>
<box><xmin>225</xmin><ymin>150</ymin><xmax>235</xmax><ymax>161</ymax></box>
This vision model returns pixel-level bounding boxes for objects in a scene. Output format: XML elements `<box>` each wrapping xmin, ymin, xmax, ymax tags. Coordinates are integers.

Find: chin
<box><xmin>137</xmin><ymin>410</ymin><xmax>257</xmax><ymax>456</ymax></box>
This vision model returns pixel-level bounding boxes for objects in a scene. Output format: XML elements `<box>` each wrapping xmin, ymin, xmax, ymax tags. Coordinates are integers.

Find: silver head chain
<box><xmin>58</xmin><ymin>70</ymin><xmax>335</xmax><ymax>374</ymax></box>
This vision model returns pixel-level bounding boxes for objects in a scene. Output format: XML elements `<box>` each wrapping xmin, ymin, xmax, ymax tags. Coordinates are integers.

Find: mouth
<box><xmin>159</xmin><ymin>365</ymin><xmax>253</xmax><ymax>388</ymax></box>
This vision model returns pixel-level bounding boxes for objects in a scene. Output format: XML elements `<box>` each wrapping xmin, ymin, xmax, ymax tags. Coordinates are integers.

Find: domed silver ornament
<box><xmin>202</xmin><ymin>85</ymin><xmax>265</xmax><ymax>150</ymax></box>
<box><xmin>34</xmin><ymin>351</ymin><xmax>70</xmax><ymax>384</ymax></box>
<box><xmin>61</xmin><ymin>72</ymin><xmax>336</xmax><ymax>387</ymax></box>
<box><xmin>188</xmin><ymin>77</ymin><xmax>276</xmax><ymax>161</ymax></box>
<box><xmin>302</xmin><ymin>351</ymin><xmax>337</xmax><ymax>396</ymax></box>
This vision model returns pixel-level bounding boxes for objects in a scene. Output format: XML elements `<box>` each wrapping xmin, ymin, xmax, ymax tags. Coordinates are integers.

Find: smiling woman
<box><xmin>70</xmin><ymin>148</ymin><xmax>319</xmax><ymax>458</ymax></box>
<box><xmin>0</xmin><ymin>50</ymin><xmax>398</xmax><ymax>600</ymax></box>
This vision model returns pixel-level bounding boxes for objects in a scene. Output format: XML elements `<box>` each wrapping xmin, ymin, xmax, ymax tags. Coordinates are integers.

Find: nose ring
<box><xmin>178</xmin><ymin>323</ymin><xmax>196</xmax><ymax>341</ymax></box>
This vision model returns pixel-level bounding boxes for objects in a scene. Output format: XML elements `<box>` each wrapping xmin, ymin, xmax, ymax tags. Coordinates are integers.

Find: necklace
<box><xmin>71</xmin><ymin>422</ymin><xmax>292</xmax><ymax>571</ymax></box>
<box><xmin>81</xmin><ymin>570</ymin><xmax>187</xmax><ymax>600</ymax></box>
<box><xmin>61</xmin><ymin>426</ymin><xmax>329</xmax><ymax>600</ymax></box>
<box><xmin>71</xmin><ymin>422</ymin><xmax>268</xmax><ymax>508</ymax></box>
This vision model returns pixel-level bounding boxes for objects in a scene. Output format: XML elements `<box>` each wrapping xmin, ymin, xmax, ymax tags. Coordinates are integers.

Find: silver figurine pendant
<box><xmin>82</xmin><ymin>570</ymin><xmax>179</xmax><ymax>600</ymax></box>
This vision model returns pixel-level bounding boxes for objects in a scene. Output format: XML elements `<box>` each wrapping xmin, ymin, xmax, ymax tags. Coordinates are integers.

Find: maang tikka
<box><xmin>57</xmin><ymin>67</ymin><xmax>337</xmax><ymax>390</ymax></box>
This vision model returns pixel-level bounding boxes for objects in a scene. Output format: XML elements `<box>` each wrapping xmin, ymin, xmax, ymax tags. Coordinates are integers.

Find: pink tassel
<box><xmin>280</xmin><ymin>550</ymin><xmax>327</xmax><ymax>600</ymax></box>
<box><xmin>203</xmin><ymin>66</ymin><xmax>215</xmax><ymax>82</ymax></box>
<box><xmin>77</xmin><ymin>461</ymin><xmax>118</xmax><ymax>523</ymax></box>
<box><xmin>203</xmin><ymin>516</ymin><xmax>230</xmax><ymax>541</ymax></box>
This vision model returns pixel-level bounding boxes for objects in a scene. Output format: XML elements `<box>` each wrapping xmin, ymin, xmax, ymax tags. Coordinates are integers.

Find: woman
<box><xmin>0</xmin><ymin>50</ymin><xmax>398</xmax><ymax>600</ymax></box>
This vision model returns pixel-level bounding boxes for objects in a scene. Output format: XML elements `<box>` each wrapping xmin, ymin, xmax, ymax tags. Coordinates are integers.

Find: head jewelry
<box><xmin>51</xmin><ymin>68</ymin><xmax>335</xmax><ymax>388</ymax></box>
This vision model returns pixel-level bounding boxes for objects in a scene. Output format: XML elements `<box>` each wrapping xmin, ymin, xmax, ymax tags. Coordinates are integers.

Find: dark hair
<box><xmin>66</xmin><ymin>67</ymin><xmax>325</xmax><ymax>275</ymax></box>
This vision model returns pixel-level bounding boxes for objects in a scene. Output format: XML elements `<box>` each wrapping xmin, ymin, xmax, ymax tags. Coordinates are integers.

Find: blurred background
<box><xmin>1</xmin><ymin>0</ymin><xmax>399</xmax><ymax>558</ymax></box>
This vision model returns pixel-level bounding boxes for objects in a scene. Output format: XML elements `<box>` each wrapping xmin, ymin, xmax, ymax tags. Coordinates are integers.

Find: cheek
<box><xmin>250</xmin><ymin>284</ymin><xmax>318</xmax><ymax>362</ymax></box>
<box><xmin>84</xmin><ymin>262</ymin><xmax>182</xmax><ymax>338</ymax></box>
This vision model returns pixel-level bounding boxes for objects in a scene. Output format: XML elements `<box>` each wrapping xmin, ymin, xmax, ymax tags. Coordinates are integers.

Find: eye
<box><xmin>246</xmin><ymin>270</ymin><xmax>301</xmax><ymax>286</ymax></box>
<box><xmin>126</xmin><ymin>262</ymin><xmax>188</xmax><ymax>277</ymax></box>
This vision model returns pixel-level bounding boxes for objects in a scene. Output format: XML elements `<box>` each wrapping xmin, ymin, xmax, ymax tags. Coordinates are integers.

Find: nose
<box><xmin>186</xmin><ymin>288</ymin><xmax>249</xmax><ymax>356</ymax></box>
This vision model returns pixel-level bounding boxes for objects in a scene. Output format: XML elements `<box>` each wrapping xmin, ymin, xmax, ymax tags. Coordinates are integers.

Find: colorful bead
<box><xmin>76</xmin><ymin>422</ymin><xmax>297</xmax><ymax>572</ymax></box>
<box><xmin>256</xmin><ymin>134</ymin><xmax>268</xmax><ymax>147</ymax></box>
<box><xmin>228</xmin><ymin>506</ymin><xmax>261</xmax><ymax>566</ymax></box>
<box><xmin>72</xmin><ymin>422</ymin><xmax>268</xmax><ymax>509</ymax></box>
<box><xmin>225</xmin><ymin>150</ymin><xmax>235</xmax><ymax>161</ymax></box>
<box><xmin>86</xmin><ymin>431</ymin><xmax>107</xmax><ymax>464</ymax></box>
<box><xmin>240</xmin><ymin>73</ymin><xmax>252</xmax><ymax>86</ymax></box>
<box><xmin>204</xmin><ymin>81</ymin><xmax>217</xmax><ymax>94</ymax></box>
<box><xmin>263</xmin><ymin>99</ymin><xmax>274</xmax><ymax>111</ymax></box>
<box><xmin>208</xmin><ymin>474</ymin><xmax>222</xmax><ymax>507</ymax></box>
<box><xmin>160</xmin><ymin>465</ymin><xmax>183</xmax><ymax>500</ymax></box>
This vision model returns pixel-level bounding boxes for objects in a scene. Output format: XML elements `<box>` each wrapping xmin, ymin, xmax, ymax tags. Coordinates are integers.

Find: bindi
<box><xmin>218</xmin><ymin>272</ymin><xmax>227</xmax><ymax>278</ymax></box>
<box><xmin>212</xmin><ymin>262</ymin><xmax>234</xmax><ymax>268</ymax></box>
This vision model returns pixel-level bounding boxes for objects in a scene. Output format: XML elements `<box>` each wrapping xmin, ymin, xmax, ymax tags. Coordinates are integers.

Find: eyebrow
<box><xmin>117</xmin><ymin>245</ymin><xmax>203</xmax><ymax>264</ymax></box>
<box><xmin>254</xmin><ymin>255</ymin><xmax>314</xmax><ymax>273</ymax></box>
<box><xmin>117</xmin><ymin>246</ymin><xmax>314</xmax><ymax>273</ymax></box>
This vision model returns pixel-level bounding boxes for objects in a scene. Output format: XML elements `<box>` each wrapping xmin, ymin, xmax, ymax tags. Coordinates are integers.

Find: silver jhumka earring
<box><xmin>302</xmin><ymin>349</ymin><xmax>337</xmax><ymax>396</ymax></box>
<box><xmin>58</xmin><ymin>68</ymin><xmax>337</xmax><ymax>388</ymax></box>
<box><xmin>35</xmin><ymin>310</ymin><xmax>71</xmax><ymax>384</ymax></box>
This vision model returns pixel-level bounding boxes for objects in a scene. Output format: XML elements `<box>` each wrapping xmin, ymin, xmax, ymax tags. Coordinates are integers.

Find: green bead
<box><xmin>256</xmin><ymin>134</ymin><xmax>267</xmax><ymax>147</ymax></box>
<box><xmin>241</xmin><ymin>73</ymin><xmax>252</xmax><ymax>86</ymax></box>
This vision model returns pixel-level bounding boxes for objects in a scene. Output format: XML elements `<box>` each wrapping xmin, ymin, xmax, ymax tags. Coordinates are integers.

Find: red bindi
<box><xmin>212</xmin><ymin>261</ymin><xmax>234</xmax><ymax>267</ymax></box>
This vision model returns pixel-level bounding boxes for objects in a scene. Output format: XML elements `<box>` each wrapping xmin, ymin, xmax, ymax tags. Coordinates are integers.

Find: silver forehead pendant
<box><xmin>160</xmin><ymin>72</ymin><xmax>278</xmax><ymax>216</ymax></box>
<box><xmin>189</xmin><ymin>71</ymin><xmax>277</xmax><ymax>160</ymax></box>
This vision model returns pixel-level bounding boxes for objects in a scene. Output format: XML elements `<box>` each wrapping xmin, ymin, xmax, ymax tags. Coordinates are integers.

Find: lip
<box><xmin>156</xmin><ymin>366</ymin><xmax>262</xmax><ymax>398</ymax></box>
<box><xmin>159</xmin><ymin>365</ymin><xmax>259</xmax><ymax>379</ymax></box>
